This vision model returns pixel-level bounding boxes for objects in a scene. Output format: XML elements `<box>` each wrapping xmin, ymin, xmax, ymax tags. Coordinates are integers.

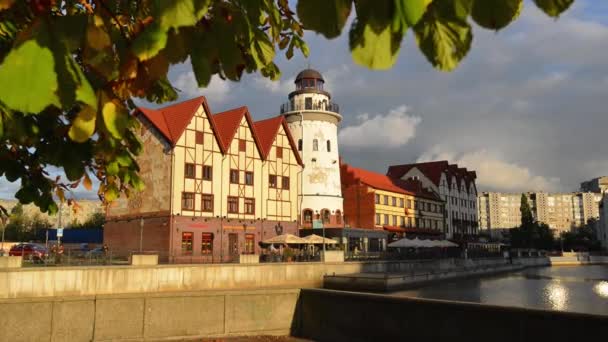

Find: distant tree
<box><xmin>70</xmin><ymin>212</ymin><xmax>105</xmax><ymax>230</ymax></box>
<box><xmin>4</xmin><ymin>204</ymin><xmax>51</xmax><ymax>241</ymax></box>
<box><xmin>509</xmin><ymin>194</ymin><xmax>554</xmax><ymax>250</ymax></box>
<box><xmin>559</xmin><ymin>218</ymin><xmax>601</xmax><ymax>251</ymax></box>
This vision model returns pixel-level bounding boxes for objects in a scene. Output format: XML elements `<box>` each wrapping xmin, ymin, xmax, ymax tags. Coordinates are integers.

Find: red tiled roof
<box><xmin>137</xmin><ymin>96</ymin><xmax>208</xmax><ymax>146</ymax></box>
<box><xmin>253</xmin><ymin>116</ymin><xmax>303</xmax><ymax>165</ymax></box>
<box><xmin>343</xmin><ymin>164</ymin><xmax>415</xmax><ymax>195</ymax></box>
<box><xmin>399</xmin><ymin>178</ymin><xmax>441</xmax><ymax>201</ymax></box>
<box><xmin>212</xmin><ymin>106</ymin><xmax>249</xmax><ymax>152</ymax></box>
<box><xmin>136</xmin><ymin>97</ymin><xmax>302</xmax><ymax>165</ymax></box>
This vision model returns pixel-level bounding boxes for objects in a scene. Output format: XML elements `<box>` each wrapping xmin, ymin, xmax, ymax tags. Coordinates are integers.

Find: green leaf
<box><xmin>0</xmin><ymin>32</ymin><xmax>59</xmax><ymax>113</ymax></box>
<box><xmin>250</xmin><ymin>29</ymin><xmax>275</xmax><ymax>68</ymax></box>
<box><xmin>68</xmin><ymin>105</ymin><xmax>97</xmax><ymax>143</ymax></box>
<box><xmin>396</xmin><ymin>0</ymin><xmax>432</xmax><ymax>27</ymax></box>
<box><xmin>63</xmin><ymin>158</ymin><xmax>85</xmax><ymax>182</ymax></box>
<box><xmin>107</xmin><ymin>161</ymin><xmax>119</xmax><ymax>176</ymax></box>
<box><xmin>131</xmin><ymin>174</ymin><xmax>145</xmax><ymax>192</ymax></box>
<box><xmin>533</xmin><ymin>0</ymin><xmax>574</xmax><ymax>18</ymax></box>
<box><xmin>297</xmin><ymin>0</ymin><xmax>352</xmax><ymax>39</ymax></box>
<box><xmin>102</xmin><ymin>100</ymin><xmax>129</xmax><ymax>139</ymax></box>
<box><xmin>349</xmin><ymin>19</ymin><xmax>403</xmax><ymax>70</ymax></box>
<box><xmin>132</xmin><ymin>23</ymin><xmax>168</xmax><ymax>61</ymax></box>
<box><xmin>414</xmin><ymin>1</ymin><xmax>473</xmax><ymax>71</ymax></box>
<box><xmin>472</xmin><ymin>0</ymin><xmax>523</xmax><ymax>30</ymax></box>
<box><xmin>104</xmin><ymin>184</ymin><xmax>119</xmax><ymax>202</ymax></box>
<box><xmin>158</xmin><ymin>0</ymin><xmax>211</xmax><ymax>30</ymax></box>
<box><xmin>116</xmin><ymin>151</ymin><xmax>132</xmax><ymax>167</ymax></box>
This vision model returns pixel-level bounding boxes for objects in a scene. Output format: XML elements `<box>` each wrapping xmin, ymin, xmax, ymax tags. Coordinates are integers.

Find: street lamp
<box><xmin>139</xmin><ymin>217</ymin><xmax>144</xmax><ymax>253</ymax></box>
<box><xmin>0</xmin><ymin>216</ymin><xmax>7</xmax><ymax>255</ymax></box>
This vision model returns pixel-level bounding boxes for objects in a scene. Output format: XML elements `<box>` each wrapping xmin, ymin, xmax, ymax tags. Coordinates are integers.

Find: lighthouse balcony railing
<box><xmin>280</xmin><ymin>101</ymin><xmax>340</xmax><ymax>114</ymax></box>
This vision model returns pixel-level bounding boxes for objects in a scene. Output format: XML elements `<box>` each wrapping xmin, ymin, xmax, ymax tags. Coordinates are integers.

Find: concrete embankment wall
<box><xmin>550</xmin><ymin>255</ymin><xmax>608</xmax><ymax>266</ymax></box>
<box><xmin>0</xmin><ymin>258</ymin><xmax>541</xmax><ymax>299</ymax></box>
<box><xmin>295</xmin><ymin>289</ymin><xmax>608</xmax><ymax>342</ymax></box>
<box><xmin>0</xmin><ymin>288</ymin><xmax>301</xmax><ymax>342</ymax></box>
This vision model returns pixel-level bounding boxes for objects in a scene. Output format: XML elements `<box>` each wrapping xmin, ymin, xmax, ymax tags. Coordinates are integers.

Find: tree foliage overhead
<box><xmin>0</xmin><ymin>0</ymin><xmax>574</xmax><ymax>216</ymax></box>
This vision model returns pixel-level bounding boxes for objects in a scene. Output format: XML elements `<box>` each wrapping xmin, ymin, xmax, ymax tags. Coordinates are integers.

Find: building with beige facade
<box><xmin>105</xmin><ymin>96</ymin><xmax>303</xmax><ymax>262</ymax></box>
<box><xmin>478</xmin><ymin>191</ymin><xmax>603</xmax><ymax>236</ymax></box>
<box><xmin>598</xmin><ymin>193</ymin><xmax>608</xmax><ymax>251</ymax></box>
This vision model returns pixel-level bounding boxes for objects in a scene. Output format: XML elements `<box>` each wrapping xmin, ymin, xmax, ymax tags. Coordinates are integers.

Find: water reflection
<box><xmin>390</xmin><ymin>265</ymin><xmax>608</xmax><ymax>316</ymax></box>
<box><xmin>593</xmin><ymin>281</ymin><xmax>608</xmax><ymax>298</ymax></box>
<box><xmin>543</xmin><ymin>281</ymin><xmax>568</xmax><ymax>311</ymax></box>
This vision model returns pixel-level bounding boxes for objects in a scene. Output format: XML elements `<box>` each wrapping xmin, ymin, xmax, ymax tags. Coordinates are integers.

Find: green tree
<box><xmin>510</xmin><ymin>194</ymin><xmax>555</xmax><ymax>250</ymax></box>
<box><xmin>70</xmin><ymin>211</ymin><xmax>105</xmax><ymax>229</ymax></box>
<box><xmin>4</xmin><ymin>203</ymin><xmax>52</xmax><ymax>241</ymax></box>
<box><xmin>0</xmin><ymin>0</ymin><xmax>575</xmax><ymax>216</ymax></box>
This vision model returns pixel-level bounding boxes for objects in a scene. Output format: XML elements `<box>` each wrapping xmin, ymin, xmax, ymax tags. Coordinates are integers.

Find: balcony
<box><xmin>280</xmin><ymin>100</ymin><xmax>340</xmax><ymax>114</ymax></box>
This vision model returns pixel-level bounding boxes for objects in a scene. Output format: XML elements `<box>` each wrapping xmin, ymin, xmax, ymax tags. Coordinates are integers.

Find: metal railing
<box><xmin>19</xmin><ymin>248</ymin><xmax>129</xmax><ymax>267</ymax></box>
<box><xmin>280</xmin><ymin>100</ymin><xmax>340</xmax><ymax>114</ymax></box>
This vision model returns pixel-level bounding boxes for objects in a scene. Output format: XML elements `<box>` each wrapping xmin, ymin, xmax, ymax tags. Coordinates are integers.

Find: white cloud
<box><xmin>339</xmin><ymin>105</ymin><xmax>421</xmax><ymax>148</ymax></box>
<box><xmin>418</xmin><ymin>146</ymin><xmax>561</xmax><ymax>193</ymax></box>
<box><xmin>250</xmin><ymin>75</ymin><xmax>294</xmax><ymax>93</ymax></box>
<box><xmin>173</xmin><ymin>71</ymin><xmax>231</xmax><ymax>102</ymax></box>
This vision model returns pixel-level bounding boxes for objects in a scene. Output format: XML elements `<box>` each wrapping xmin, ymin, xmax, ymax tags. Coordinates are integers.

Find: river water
<box><xmin>391</xmin><ymin>265</ymin><xmax>608</xmax><ymax>316</ymax></box>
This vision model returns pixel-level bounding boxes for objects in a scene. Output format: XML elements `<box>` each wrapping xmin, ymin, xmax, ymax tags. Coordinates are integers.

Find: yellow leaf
<box><xmin>102</xmin><ymin>100</ymin><xmax>128</xmax><ymax>139</ymax></box>
<box><xmin>83</xmin><ymin>172</ymin><xmax>93</xmax><ymax>191</ymax></box>
<box><xmin>56</xmin><ymin>187</ymin><xmax>65</xmax><ymax>202</ymax></box>
<box><xmin>68</xmin><ymin>105</ymin><xmax>97</xmax><ymax>143</ymax></box>
<box><xmin>86</xmin><ymin>17</ymin><xmax>111</xmax><ymax>50</ymax></box>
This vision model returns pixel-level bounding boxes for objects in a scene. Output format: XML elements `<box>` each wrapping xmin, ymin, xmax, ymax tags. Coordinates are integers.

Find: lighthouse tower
<box><xmin>280</xmin><ymin>69</ymin><xmax>343</xmax><ymax>228</ymax></box>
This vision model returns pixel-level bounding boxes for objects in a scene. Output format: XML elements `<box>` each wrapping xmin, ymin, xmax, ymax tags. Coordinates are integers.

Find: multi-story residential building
<box><xmin>386</xmin><ymin>161</ymin><xmax>478</xmax><ymax>239</ymax></box>
<box><xmin>105</xmin><ymin>96</ymin><xmax>303</xmax><ymax>262</ymax></box>
<box><xmin>580</xmin><ymin>176</ymin><xmax>608</xmax><ymax>193</ymax></box>
<box><xmin>598</xmin><ymin>193</ymin><xmax>608</xmax><ymax>251</ymax></box>
<box><xmin>478</xmin><ymin>191</ymin><xmax>603</xmax><ymax>235</ymax></box>
<box><xmin>340</xmin><ymin>163</ymin><xmax>445</xmax><ymax>250</ymax></box>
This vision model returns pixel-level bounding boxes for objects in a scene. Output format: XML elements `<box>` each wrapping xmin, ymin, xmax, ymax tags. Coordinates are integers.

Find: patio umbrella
<box><xmin>413</xmin><ymin>238</ymin><xmax>437</xmax><ymax>248</ymax></box>
<box><xmin>302</xmin><ymin>234</ymin><xmax>338</xmax><ymax>244</ymax></box>
<box><xmin>438</xmin><ymin>240</ymin><xmax>459</xmax><ymax>247</ymax></box>
<box><xmin>388</xmin><ymin>238</ymin><xmax>428</xmax><ymax>248</ymax></box>
<box><xmin>262</xmin><ymin>233</ymin><xmax>307</xmax><ymax>245</ymax></box>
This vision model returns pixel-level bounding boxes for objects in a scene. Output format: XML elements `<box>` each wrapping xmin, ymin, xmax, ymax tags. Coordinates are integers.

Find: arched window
<box><xmin>335</xmin><ymin>210</ymin><xmax>342</xmax><ymax>224</ymax></box>
<box><xmin>298</xmin><ymin>139</ymin><xmax>302</xmax><ymax>151</ymax></box>
<box><xmin>326</xmin><ymin>140</ymin><xmax>331</xmax><ymax>152</ymax></box>
<box><xmin>313</xmin><ymin>139</ymin><xmax>318</xmax><ymax>151</ymax></box>
<box><xmin>303</xmin><ymin>209</ymin><xmax>313</xmax><ymax>223</ymax></box>
<box><xmin>322</xmin><ymin>209</ymin><xmax>331</xmax><ymax>224</ymax></box>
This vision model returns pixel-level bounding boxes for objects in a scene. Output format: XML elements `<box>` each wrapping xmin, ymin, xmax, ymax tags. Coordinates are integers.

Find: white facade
<box><xmin>281</xmin><ymin>69</ymin><xmax>344</xmax><ymax>224</ymax></box>
<box><xmin>388</xmin><ymin>162</ymin><xmax>478</xmax><ymax>239</ymax></box>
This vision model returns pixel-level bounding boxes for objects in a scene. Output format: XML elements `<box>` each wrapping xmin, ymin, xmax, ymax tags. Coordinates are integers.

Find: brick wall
<box><xmin>342</xmin><ymin>183</ymin><xmax>376</xmax><ymax>229</ymax></box>
<box><xmin>104</xmin><ymin>216</ymin><xmax>170</xmax><ymax>257</ymax></box>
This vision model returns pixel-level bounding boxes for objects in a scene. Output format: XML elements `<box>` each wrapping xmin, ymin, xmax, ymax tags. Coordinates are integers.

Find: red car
<box><xmin>9</xmin><ymin>243</ymin><xmax>48</xmax><ymax>261</ymax></box>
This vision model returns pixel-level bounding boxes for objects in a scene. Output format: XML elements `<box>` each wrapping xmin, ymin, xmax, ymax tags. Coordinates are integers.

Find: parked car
<box><xmin>84</xmin><ymin>247</ymin><xmax>105</xmax><ymax>258</ymax></box>
<box><xmin>9</xmin><ymin>243</ymin><xmax>48</xmax><ymax>262</ymax></box>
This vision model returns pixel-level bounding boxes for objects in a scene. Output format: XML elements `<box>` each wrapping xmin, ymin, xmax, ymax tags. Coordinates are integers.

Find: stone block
<box><xmin>0</xmin><ymin>256</ymin><xmax>22</xmax><ymax>268</ymax></box>
<box><xmin>322</xmin><ymin>250</ymin><xmax>344</xmax><ymax>263</ymax></box>
<box><xmin>239</xmin><ymin>254</ymin><xmax>260</xmax><ymax>264</ymax></box>
<box><xmin>144</xmin><ymin>294</ymin><xmax>225</xmax><ymax>339</ymax></box>
<box><xmin>0</xmin><ymin>301</ymin><xmax>52</xmax><ymax>342</ymax></box>
<box><xmin>51</xmin><ymin>299</ymin><xmax>95</xmax><ymax>342</ymax></box>
<box><xmin>225</xmin><ymin>291</ymin><xmax>299</xmax><ymax>334</ymax></box>
<box><xmin>131</xmin><ymin>254</ymin><xmax>158</xmax><ymax>266</ymax></box>
<box><xmin>94</xmin><ymin>297</ymin><xmax>144</xmax><ymax>341</ymax></box>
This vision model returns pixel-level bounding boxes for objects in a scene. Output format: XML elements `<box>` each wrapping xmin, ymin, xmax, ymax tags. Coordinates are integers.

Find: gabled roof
<box><xmin>343</xmin><ymin>164</ymin><xmax>413</xmax><ymax>195</ymax></box>
<box><xmin>343</xmin><ymin>163</ymin><xmax>442</xmax><ymax>201</ymax></box>
<box><xmin>137</xmin><ymin>96</ymin><xmax>208</xmax><ymax>146</ymax></box>
<box><xmin>387</xmin><ymin>161</ymin><xmax>450</xmax><ymax>186</ymax></box>
<box><xmin>136</xmin><ymin>97</ymin><xmax>302</xmax><ymax>165</ymax></box>
<box><xmin>253</xmin><ymin>116</ymin><xmax>303</xmax><ymax>165</ymax></box>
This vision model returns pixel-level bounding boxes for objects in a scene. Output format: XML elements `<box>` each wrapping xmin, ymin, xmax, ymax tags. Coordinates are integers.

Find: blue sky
<box><xmin>1</xmin><ymin>0</ymin><xmax>607</xmax><ymax>200</ymax></box>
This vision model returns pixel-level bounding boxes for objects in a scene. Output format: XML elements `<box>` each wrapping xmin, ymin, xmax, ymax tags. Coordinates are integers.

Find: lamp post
<box><xmin>0</xmin><ymin>216</ymin><xmax>7</xmax><ymax>255</ymax></box>
<box><xmin>139</xmin><ymin>217</ymin><xmax>144</xmax><ymax>253</ymax></box>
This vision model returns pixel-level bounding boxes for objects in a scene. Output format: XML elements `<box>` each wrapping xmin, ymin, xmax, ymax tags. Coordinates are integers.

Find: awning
<box><xmin>302</xmin><ymin>234</ymin><xmax>338</xmax><ymax>244</ymax></box>
<box><xmin>262</xmin><ymin>234</ymin><xmax>307</xmax><ymax>244</ymax></box>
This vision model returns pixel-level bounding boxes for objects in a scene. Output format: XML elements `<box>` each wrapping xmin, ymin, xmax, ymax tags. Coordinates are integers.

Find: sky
<box><xmin>1</xmin><ymin>0</ymin><xmax>607</xmax><ymax>199</ymax></box>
